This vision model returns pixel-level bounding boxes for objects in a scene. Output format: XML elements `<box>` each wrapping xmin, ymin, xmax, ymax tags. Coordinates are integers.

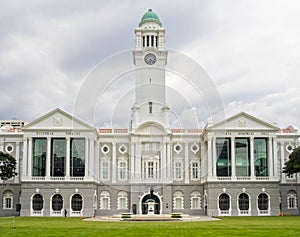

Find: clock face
<box><xmin>144</xmin><ymin>53</ymin><xmax>157</xmax><ymax>65</ymax></box>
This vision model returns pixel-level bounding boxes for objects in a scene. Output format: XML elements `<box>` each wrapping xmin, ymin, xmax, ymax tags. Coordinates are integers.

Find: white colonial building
<box><xmin>0</xmin><ymin>9</ymin><xmax>299</xmax><ymax>217</ymax></box>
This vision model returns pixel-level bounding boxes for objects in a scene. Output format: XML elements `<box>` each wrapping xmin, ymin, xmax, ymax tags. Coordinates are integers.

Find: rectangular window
<box><xmin>32</xmin><ymin>138</ymin><xmax>47</xmax><ymax>177</ymax></box>
<box><xmin>118</xmin><ymin>197</ymin><xmax>126</xmax><ymax>209</ymax></box>
<box><xmin>102</xmin><ymin>162</ymin><xmax>109</xmax><ymax>179</ymax></box>
<box><xmin>192</xmin><ymin>198</ymin><xmax>200</xmax><ymax>209</ymax></box>
<box><xmin>51</xmin><ymin>138</ymin><xmax>66</xmax><ymax>177</ymax></box>
<box><xmin>216</xmin><ymin>138</ymin><xmax>231</xmax><ymax>176</ymax></box>
<box><xmin>101</xmin><ymin>198</ymin><xmax>109</xmax><ymax>209</ymax></box>
<box><xmin>70</xmin><ymin>138</ymin><xmax>85</xmax><ymax>177</ymax></box>
<box><xmin>119</xmin><ymin>162</ymin><xmax>127</xmax><ymax>180</ymax></box>
<box><xmin>5</xmin><ymin>198</ymin><xmax>12</xmax><ymax>209</ymax></box>
<box><xmin>192</xmin><ymin>162</ymin><xmax>199</xmax><ymax>179</ymax></box>
<box><xmin>175</xmin><ymin>198</ymin><xmax>182</xmax><ymax>209</ymax></box>
<box><xmin>148</xmin><ymin>162</ymin><xmax>154</xmax><ymax>178</ymax></box>
<box><xmin>235</xmin><ymin>138</ymin><xmax>250</xmax><ymax>176</ymax></box>
<box><xmin>254</xmin><ymin>138</ymin><xmax>268</xmax><ymax>176</ymax></box>
<box><xmin>175</xmin><ymin>162</ymin><xmax>182</xmax><ymax>179</ymax></box>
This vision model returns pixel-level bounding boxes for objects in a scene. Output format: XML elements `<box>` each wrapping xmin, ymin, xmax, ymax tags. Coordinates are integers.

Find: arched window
<box><xmin>32</xmin><ymin>194</ymin><xmax>43</xmax><ymax>211</ymax></box>
<box><xmin>258</xmin><ymin>193</ymin><xmax>268</xmax><ymax>210</ymax></box>
<box><xmin>3</xmin><ymin>190</ymin><xmax>13</xmax><ymax>209</ymax></box>
<box><xmin>100</xmin><ymin>191</ymin><xmax>111</xmax><ymax>209</ymax></box>
<box><xmin>238</xmin><ymin>193</ymin><xmax>250</xmax><ymax>210</ymax></box>
<box><xmin>117</xmin><ymin>191</ymin><xmax>128</xmax><ymax>210</ymax></box>
<box><xmin>190</xmin><ymin>191</ymin><xmax>201</xmax><ymax>209</ymax></box>
<box><xmin>238</xmin><ymin>193</ymin><xmax>250</xmax><ymax>215</ymax></box>
<box><xmin>71</xmin><ymin>194</ymin><xmax>83</xmax><ymax>211</ymax></box>
<box><xmin>287</xmin><ymin>190</ymin><xmax>297</xmax><ymax>209</ymax></box>
<box><xmin>173</xmin><ymin>191</ymin><xmax>184</xmax><ymax>210</ymax></box>
<box><xmin>219</xmin><ymin>193</ymin><xmax>230</xmax><ymax>211</ymax></box>
<box><xmin>52</xmin><ymin>194</ymin><xmax>63</xmax><ymax>211</ymax></box>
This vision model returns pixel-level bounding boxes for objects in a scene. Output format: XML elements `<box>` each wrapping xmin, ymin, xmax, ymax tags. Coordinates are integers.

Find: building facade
<box><xmin>0</xmin><ymin>9</ymin><xmax>299</xmax><ymax>217</ymax></box>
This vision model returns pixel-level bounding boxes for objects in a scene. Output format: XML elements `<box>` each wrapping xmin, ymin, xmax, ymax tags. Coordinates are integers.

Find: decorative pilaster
<box><xmin>27</xmin><ymin>138</ymin><xmax>32</xmax><ymax>178</ymax></box>
<box><xmin>268</xmin><ymin>138</ymin><xmax>273</xmax><ymax>177</ymax></box>
<box><xmin>85</xmin><ymin>138</ymin><xmax>89</xmax><ymax>178</ymax></box>
<box><xmin>184</xmin><ymin>142</ymin><xmax>189</xmax><ymax>183</ymax></box>
<box><xmin>207</xmin><ymin>137</ymin><xmax>212</xmax><ymax>177</ymax></box>
<box><xmin>46</xmin><ymin>137</ymin><xmax>51</xmax><ymax>179</ymax></box>
<box><xmin>212</xmin><ymin>137</ymin><xmax>216</xmax><ymax>177</ymax></box>
<box><xmin>15</xmin><ymin>142</ymin><xmax>20</xmax><ymax>183</ymax></box>
<box><xmin>250</xmin><ymin>137</ymin><xmax>255</xmax><ymax>179</ymax></box>
<box><xmin>112</xmin><ymin>142</ymin><xmax>117</xmax><ymax>183</ymax></box>
<box><xmin>231</xmin><ymin>137</ymin><xmax>236</xmax><ymax>179</ymax></box>
<box><xmin>273</xmin><ymin>137</ymin><xmax>278</xmax><ymax>178</ymax></box>
<box><xmin>89</xmin><ymin>138</ymin><xmax>95</xmax><ymax>179</ymax></box>
<box><xmin>22</xmin><ymin>138</ymin><xmax>28</xmax><ymax>178</ymax></box>
<box><xmin>65</xmin><ymin>137</ymin><xmax>70</xmax><ymax>180</ymax></box>
<box><xmin>130</xmin><ymin>141</ymin><xmax>135</xmax><ymax>180</ymax></box>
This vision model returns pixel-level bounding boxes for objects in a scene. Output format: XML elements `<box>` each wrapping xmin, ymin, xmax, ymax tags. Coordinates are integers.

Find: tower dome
<box><xmin>140</xmin><ymin>9</ymin><xmax>161</xmax><ymax>26</ymax></box>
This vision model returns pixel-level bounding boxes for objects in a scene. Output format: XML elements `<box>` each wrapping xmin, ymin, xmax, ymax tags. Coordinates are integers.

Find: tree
<box><xmin>0</xmin><ymin>151</ymin><xmax>17</xmax><ymax>181</ymax></box>
<box><xmin>283</xmin><ymin>146</ymin><xmax>300</xmax><ymax>176</ymax></box>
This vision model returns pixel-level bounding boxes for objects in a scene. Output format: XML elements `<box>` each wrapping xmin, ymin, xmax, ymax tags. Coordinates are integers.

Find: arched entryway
<box><xmin>140</xmin><ymin>193</ymin><xmax>161</xmax><ymax>215</ymax></box>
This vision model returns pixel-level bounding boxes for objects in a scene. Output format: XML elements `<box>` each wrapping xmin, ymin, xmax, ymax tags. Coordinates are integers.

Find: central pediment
<box><xmin>207</xmin><ymin>112</ymin><xmax>279</xmax><ymax>132</ymax></box>
<box><xmin>23</xmin><ymin>108</ymin><xmax>95</xmax><ymax>131</ymax></box>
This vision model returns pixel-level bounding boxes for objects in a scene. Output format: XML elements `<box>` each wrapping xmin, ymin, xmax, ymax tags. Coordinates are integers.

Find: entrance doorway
<box><xmin>141</xmin><ymin>194</ymin><xmax>161</xmax><ymax>214</ymax></box>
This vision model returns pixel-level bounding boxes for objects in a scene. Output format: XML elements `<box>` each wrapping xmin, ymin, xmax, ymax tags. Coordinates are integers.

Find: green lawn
<box><xmin>0</xmin><ymin>216</ymin><xmax>300</xmax><ymax>237</ymax></box>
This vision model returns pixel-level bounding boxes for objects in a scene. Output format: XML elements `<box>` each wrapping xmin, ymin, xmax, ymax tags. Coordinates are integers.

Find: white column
<box><xmin>130</xmin><ymin>141</ymin><xmax>135</xmax><ymax>180</ymax></box>
<box><xmin>280</xmin><ymin>142</ymin><xmax>286</xmax><ymax>182</ymax></box>
<box><xmin>166</xmin><ymin>142</ymin><xmax>171</xmax><ymax>179</ymax></box>
<box><xmin>268</xmin><ymin>138</ymin><xmax>273</xmax><ymax>177</ymax></box>
<box><xmin>112</xmin><ymin>142</ymin><xmax>117</xmax><ymax>183</ymax></box>
<box><xmin>212</xmin><ymin>137</ymin><xmax>216</xmax><ymax>177</ymax></box>
<box><xmin>27</xmin><ymin>138</ymin><xmax>32</xmax><ymax>178</ymax></box>
<box><xmin>95</xmin><ymin>141</ymin><xmax>100</xmax><ymax>182</ymax></box>
<box><xmin>200</xmin><ymin>141</ymin><xmax>206</xmax><ymax>179</ymax></box>
<box><xmin>85</xmin><ymin>138</ymin><xmax>89</xmax><ymax>178</ymax></box>
<box><xmin>15</xmin><ymin>142</ymin><xmax>20</xmax><ymax>183</ymax></box>
<box><xmin>66</xmin><ymin>137</ymin><xmax>70</xmax><ymax>180</ymax></box>
<box><xmin>161</xmin><ymin>142</ymin><xmax>166</xmax><ymax>180</ymax></box>
<box><xmin>46</xmin><ymin>137</ymin><xmax>51</xmax><ymax>179</ymax></box>
<box><xmin>184</xmin><ymin>142</ymin><xmax>189</xmax><ymax>183</ymax></box>
<box><xmin>207</xmin><ymin>137</ymin><xmax>212</xmax><ymax>177</ymax></box>
<box><xmin>135</xmin><ymin>142</ymin><xmax>141</xmax><ymax>180</ymax></box>
<box><xmin>89</xmin><ymin>138</ymin><xmax>95</xmax><ymax>179</ymax></box>
<box><xmin>22</xmin><ymin>138</ymin><xmax>28</xmax><ymax>178</ymax></box>
<box><xmin>273</xmin><ymin>137</ymin><xmax>278</xmax><ymax>178</ymax></box>
<box><xmin>250</xmin><ymin>137</ymin><xmax>255</xmax><ymax>179</ymax></box>
<box><xmin>231</xmin><ymin>137</ymin><xmax>236</xmax><ymax>179</ymax></box>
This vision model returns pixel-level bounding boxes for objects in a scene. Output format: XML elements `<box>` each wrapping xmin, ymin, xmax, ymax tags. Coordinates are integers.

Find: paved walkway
<box><xmin>84</xmin><ymin>215</ymin><xmax>221</xmax><ymax>222</ymax></box>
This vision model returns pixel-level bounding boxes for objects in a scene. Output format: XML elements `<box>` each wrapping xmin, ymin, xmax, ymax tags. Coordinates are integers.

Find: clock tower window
<box><xmin>148</xmin><ymin>102</ymin><xmax>153</xmax><ymax>114</ymax></box>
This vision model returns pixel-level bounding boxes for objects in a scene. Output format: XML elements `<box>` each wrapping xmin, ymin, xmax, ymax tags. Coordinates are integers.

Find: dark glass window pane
<box><xmin>235</xmin><ymin>138</ymin><xmax>250</xmax><ymax>176</ymax></box>
<box><xmin>254</xmin><ymin>138</ymin><xmax>268</xmax><ymax>176</ymax></box>
<box><xmin>216</xmin><ymin>138</ymin><xmax>231</xmax><ymax>177</ymax></box>
<box><xmin>33</xmin><ymin>138</ymin><xmax>46</xmax><ymax>176</ymax></box>
<box><xmin>70</xmin><ymin>138</ymin><xmax>85</xmax><ymax>177</ymax></box>
<box><xmin>51</xmin><ymin>138</ymin><xmax>66</xmax><ymax>177</ymax></box>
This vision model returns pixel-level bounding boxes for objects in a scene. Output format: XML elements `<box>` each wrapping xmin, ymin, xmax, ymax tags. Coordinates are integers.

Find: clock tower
<box><xmin>131</xmin><ymin>9</ymin><xmax>169</xmax><ymax>131</ymax></box>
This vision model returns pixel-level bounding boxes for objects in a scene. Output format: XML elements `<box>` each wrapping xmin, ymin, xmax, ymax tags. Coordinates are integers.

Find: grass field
<box><xmin>1</xmin><ymin>216</ymin><xmax>300</xmax><ymax>237</ymax></box>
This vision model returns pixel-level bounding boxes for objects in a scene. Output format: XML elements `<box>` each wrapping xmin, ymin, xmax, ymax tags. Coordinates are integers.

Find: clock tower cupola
<box><xmin>131</xmin><ymin>9</ymin><xmax>169</xmax><ymax>131</ymax></box>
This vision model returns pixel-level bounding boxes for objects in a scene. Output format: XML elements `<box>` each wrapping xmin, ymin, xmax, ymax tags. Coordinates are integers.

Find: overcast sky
<box><xmin>1</xmin><ymin>0</ymin><xmax>300</xmax><ymax>129</ymax></box>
